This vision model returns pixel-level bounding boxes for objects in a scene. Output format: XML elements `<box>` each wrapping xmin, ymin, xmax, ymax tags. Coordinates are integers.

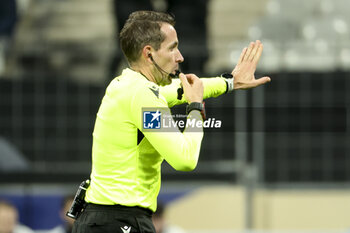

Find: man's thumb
<box><xmin>258</xmin><ymin>76</ymin><xmax>271</xmax><ymax>84</ymax></box>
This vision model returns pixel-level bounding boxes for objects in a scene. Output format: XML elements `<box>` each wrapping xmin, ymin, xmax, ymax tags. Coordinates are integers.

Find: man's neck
<box><xmin>131</xmin><ymin>63</ymin><xmax>156</xmax><ymax>84</ymax></box>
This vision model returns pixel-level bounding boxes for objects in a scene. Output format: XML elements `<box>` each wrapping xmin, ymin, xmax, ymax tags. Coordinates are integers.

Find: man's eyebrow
<box><xmin>169</xmin><ymin>41</ymin><xmax>178</xmax><ymax>49</ymax></box>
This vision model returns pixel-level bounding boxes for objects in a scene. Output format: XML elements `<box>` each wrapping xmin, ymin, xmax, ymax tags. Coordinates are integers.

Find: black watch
<box><xmin>221</xmin><ymin>73</ymin><xmax>233</xmax><ymax>79</ymax></box>
<box><xmin>186</xmin><ymin>102</ymin><xmax>206</xmax><ymax>119</ymax></box>
<box><xmin>221</xmin><ymin>73</ymin><xmax>234</xmax><ymax>93</ymax></box>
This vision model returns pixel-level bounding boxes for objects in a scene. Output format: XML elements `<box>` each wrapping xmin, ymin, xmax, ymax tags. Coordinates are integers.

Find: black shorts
<box><xmin>72</xmin><ymin>203</ymin><xmax>155</xmax><ymax>233</ymax></box>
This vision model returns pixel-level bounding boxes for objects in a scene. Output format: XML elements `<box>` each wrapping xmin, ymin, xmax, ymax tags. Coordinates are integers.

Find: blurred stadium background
<box><xmin>0</xmin><ymin>0</ymin><xmax>349</xmax><ymax>232</ymax></box>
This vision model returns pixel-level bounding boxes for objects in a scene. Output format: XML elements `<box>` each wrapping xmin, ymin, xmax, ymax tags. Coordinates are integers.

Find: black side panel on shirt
<box><xmin>137</xmin><ymin>129</ymin><xmax>144</xmax><ymax>145</ymax></box>
<box><xmin>148</xmin><ymin>87</ymin><xmax>159</xmax><ymax>98</ymax></box>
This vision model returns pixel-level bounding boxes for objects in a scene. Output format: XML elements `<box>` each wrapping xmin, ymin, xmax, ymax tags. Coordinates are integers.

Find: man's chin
<box><xmin>159</xmin><ymin>76</ymin><xmax>172</xmax><ymax>86</ymax></box>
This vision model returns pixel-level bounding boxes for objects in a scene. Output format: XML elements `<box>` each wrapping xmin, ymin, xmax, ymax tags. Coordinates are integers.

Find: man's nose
<box><xmin>176</xmin><ymin>50</ymin><xmax>184</xmax><ymax>63</ymax></box>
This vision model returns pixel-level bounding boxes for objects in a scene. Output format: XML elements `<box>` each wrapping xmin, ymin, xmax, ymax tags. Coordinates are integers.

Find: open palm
<box><xmin>232</xmin><ymin>40</ymin><xmax>271</xmax><ymax>89</ymax></box>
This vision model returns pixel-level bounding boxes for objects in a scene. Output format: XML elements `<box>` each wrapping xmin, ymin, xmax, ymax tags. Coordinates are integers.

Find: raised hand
<box><xmin>232</xmin><ymin>40</ymin><xmax>271</xmax><ymax>89</ymax></box>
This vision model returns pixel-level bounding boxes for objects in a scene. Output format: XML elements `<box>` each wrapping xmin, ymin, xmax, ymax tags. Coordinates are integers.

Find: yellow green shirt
<box><xmin>85</xmin><ymin>68</ymin><xmax>227</xmax><ymax>212</ymax></box>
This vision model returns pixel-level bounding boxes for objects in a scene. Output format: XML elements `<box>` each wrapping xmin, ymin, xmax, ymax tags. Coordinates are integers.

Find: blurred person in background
<box><xmin>45</xmin><ymin>196</ymin><xmax>75</xmax><ymax>233</ymax></box>
<box><xmin>0</xmin><ymin>200</ymin><xmax>34</xmax><ymax>233</ymax></box>
<box><xmin>152</xmin><ymin>202</ymin><xmax>186</xmax><ymax>233</ymax></box>
<box><xmin>72</xmin><ymin>10</ymin><xmax>269</xmax><ymax>233</ymax></box>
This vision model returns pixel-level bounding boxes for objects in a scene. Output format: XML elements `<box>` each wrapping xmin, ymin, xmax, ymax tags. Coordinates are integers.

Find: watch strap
<box><xmin>186</xmin><ymin>102</ymin><xmax>206</xmax><ymax>119</ymax></box>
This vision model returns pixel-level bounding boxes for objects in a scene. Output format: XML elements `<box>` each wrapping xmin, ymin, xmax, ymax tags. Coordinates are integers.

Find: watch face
<box><xmin>222</xmin><ymin>73</ymin><xmax>233</xmax><ymax>79</ymax></box>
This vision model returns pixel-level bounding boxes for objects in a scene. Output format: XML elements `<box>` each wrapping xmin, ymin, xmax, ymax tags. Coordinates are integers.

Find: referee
<box><xmin>72</xmin><ymin>11</ymin><xmax>270</xmax><ymax>233</ymax></box>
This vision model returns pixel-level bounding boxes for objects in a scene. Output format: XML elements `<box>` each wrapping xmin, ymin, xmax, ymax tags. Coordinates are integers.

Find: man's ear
<box><xmin>142</xmin><ymin>45</ymin><xmax>153</xmax><ymax>62</ymax></box>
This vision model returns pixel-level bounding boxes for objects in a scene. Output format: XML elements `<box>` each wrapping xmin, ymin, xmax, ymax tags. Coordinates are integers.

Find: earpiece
<box><xmin>148</xmin><ymin>54</ymin><xmax>152</xmax><ymax>58</ymax></box>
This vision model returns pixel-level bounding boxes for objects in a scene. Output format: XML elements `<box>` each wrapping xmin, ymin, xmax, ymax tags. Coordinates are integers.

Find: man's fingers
<box><xmin>237</xmin><ymin>47</ymin><xmax>247</xmax><ymax>65</ymax></box>
<box><xmin>179</xmin><ymin>73</ymin><xmax>190</xmax><ymax>87</ymax></box>
<box><xmin>243</xmin><ymin>42</ymin><xmax>255</xmax><ymax>61</ymax></box>
<box><xmin>240</xmin><ymin>40</ymin><xmax>263</xmax><ymax>63</ymax></box>
<box><xmin>185</xmin><ymin>74</ymin><xmax>198</xmax><ymax>84</ymax></box>
<box><xmin>185</xmin><ymin>74</ymin><xmax>195</xmax><ymax>82</ymax></box>
<box><xmin>252</xmin><ymin>43</ymin><xmax>264</xmax><ymax>64</ymax></box>
<box><xmin>248</xmin><ymin>40</ymin><xmax>261</xmax><ymax>61</ymax></box>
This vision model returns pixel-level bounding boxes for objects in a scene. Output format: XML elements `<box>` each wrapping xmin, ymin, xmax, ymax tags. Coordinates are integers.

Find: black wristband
<box><xmin>186</xmin><ymin>102</ymin><xmax>205</xmax><ymax>119</ymax></box>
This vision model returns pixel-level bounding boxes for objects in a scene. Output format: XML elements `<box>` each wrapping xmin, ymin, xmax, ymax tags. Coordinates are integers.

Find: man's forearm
<box><xmin>160</xmin><ymin>77</ymin><xmax>227</xmax><ymax>107</ymax></box>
